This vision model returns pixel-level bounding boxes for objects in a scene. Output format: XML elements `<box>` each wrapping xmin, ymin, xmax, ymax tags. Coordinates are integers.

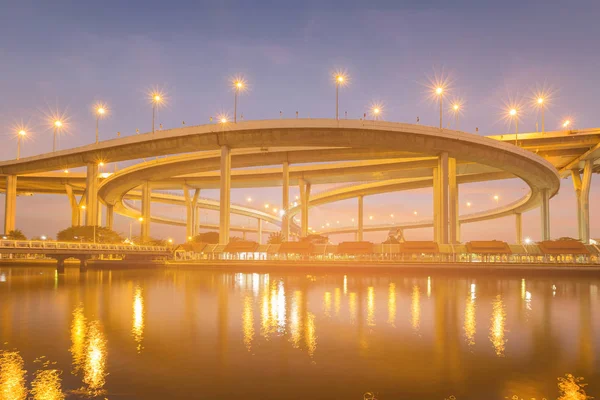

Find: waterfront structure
<box><xmin>0</xmin><ymin>120</ymin><xmax>598</xmax><ymax>247</ymax></box>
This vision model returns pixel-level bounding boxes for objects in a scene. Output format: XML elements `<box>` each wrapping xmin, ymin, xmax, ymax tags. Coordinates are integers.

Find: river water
<box><xmin>0</xmin><ymin>266</ymin><xmax>598</xmax><ymax>399</ymax></box>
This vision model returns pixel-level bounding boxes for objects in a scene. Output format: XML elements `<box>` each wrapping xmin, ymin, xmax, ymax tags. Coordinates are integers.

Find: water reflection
<box><xmin>69</xmin><ymin>305</ymin><xmax>87</xmax><ymax>374</ymax></box>
<box><xmin>132</xmin><ymin>285</ymin><xmax>145</xmax><ymax>353</ymax></box>
<box><xmin>490</xmin><ymin>295</ymin><xmax>507</xmax><ymax>356</ymax></box>
<box><xmin>304</xmin><ymin>312</ymin><xmax>317</xmax><ymax>357</ymax></box>
<box><xmin>289</xmin><ymin>291</ymin><xmax>303</xmax><ymax>348</ymax></box>
<box><xmin>411</xmin><ymin>285</ymin><xmax>421</xmax><ymax>331</ymax></box>
<box><xmin>31</xmin><ymin>367</ymin><xmax>64</xmax><ymax>400</ymax></box>
<box><xmin>348</xmin><ymin>292</ymin><xmax>357</xmax><ymax>324</ymax></box>
<box><xmin>464</xmin><ymin>294</ymin><xmax>476</xmax><ymax>346</ymax></box>
<box><xmin>242</xmin><ymin>295</ymin><xmax>254</xmax><ymax>351</ymax></box>
<box><xmin>323</xmin><ymin>291</ymin><xmax>332</xmax><ymax>318</ymax></box>
<box><xmin>334</xmin><ymin>288</ymin><xmax>341</xmax><ymax>317</ymax></box>
<box><xmin>367</xmin><ymin>286</ymin><xmax>375</xmax><ymax>327</ymax></box>
<box><xmin>0</xmin><ymin>351</ymin><xmax>27</xmax><ymax>400</ymax></box>
<box><xmin>387</xmin><ymin>283</ymin><xmax>396</xmax><ymax>327</ymax></box>
<box><xmin>83</xmin><ymin>321</ymin><xmax>108</xmax><ymax>395</ymax></box>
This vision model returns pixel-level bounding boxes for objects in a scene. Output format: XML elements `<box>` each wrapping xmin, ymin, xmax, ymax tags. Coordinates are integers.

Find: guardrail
<box><xmin>0</xmin><ymin>240</ymin><xmax>167</xmax><ymax>252</ymax></box>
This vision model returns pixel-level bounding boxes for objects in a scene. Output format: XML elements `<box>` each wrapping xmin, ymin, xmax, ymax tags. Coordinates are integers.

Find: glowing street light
<box><xmin>524</xmin><ymin>237</ymin><xmax>532</xmax><ymax>245</ymax></box>
<box><xmin>493</xmin><ymin>195</ymin><xmax>499</xmax><ymax>204</ymax></box>
<box><xmin>129</xmin><ymin>216</ymin><xmax>144</xmax><ymax>241</ymax></box>
<box><xmin>53</xmin><ymin>119</ymin><xmax>63</xmax><ymax>152</ymax></box>
<box><xmin>466</xmin><ymin>201</ymin><xmax>472</xmax><ymax>207</ymax></box>
<box><xmin>232</xmin><ymin>77</ymin><xmax>246</xmax><ymax>123</ymax></box>
<box><xmin>16</xmin><ymin>129</ymin><xmax>26</xmax><ymax>160</ymax></box>
<box><xmin>94</xmin><ymin>103</ymin><xmax>108</xmax><ymax>144</ymax></box>
<box><xmin>563</xmin><ymin>119</ymin><xmax>571</xmax><ymax>128</ymax></box>
<box><xmin>450</xmin><ymin>100</ymin><xmax>463</xmax><ymax>129</ymax></box>
<box><xmin>246</xmin><ymin>197</ymin><xmax>252</xmax><ymax>203</ymax></box>
<box><xmin>333</xmin><ymin>71</ymin><xmax>348</xmax><ymax>120</ymax></box>
<box><xmin>536</xmin><ymin>97</ymin><xmax>546</xmax><ymax>133</ymax></box>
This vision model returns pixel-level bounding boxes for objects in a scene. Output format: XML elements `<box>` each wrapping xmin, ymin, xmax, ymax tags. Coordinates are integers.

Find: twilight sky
<box><xmin>0</xmin><ymin>0</ymin><xmax>598</xmax><ymax>242</ymax></box>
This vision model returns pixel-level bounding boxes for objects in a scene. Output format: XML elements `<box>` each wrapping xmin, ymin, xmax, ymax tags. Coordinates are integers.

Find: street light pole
<box><xmin>17</xmin><ymin>130</ymin><xmax>25</xmax><ymax>160</ymax></box>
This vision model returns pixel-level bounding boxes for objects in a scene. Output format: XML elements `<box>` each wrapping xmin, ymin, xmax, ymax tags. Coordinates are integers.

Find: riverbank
<box><xmin>166</xmin><ymin>260</ymin><xmax>600</xmax><ymax>273</ymax></box>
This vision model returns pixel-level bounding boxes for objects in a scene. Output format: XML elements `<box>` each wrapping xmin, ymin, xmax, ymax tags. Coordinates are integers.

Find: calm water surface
<box><xmin>0</xmin><ymin>266</ymin><xmax>598</xmax><ymax>399</ymax></box>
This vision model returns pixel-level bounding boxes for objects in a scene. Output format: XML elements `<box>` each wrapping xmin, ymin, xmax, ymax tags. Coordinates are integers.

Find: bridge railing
<box><xmin>0</xmin><ymin>240</ymin><xmax>167</xmax><ymax>252</ymax></box>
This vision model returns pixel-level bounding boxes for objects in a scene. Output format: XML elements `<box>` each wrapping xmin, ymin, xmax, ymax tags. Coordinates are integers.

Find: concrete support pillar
<box><xmin>448</xmin><ymin>157</ymin><xmax>459</xmax><ymax>243</ymax></box>
<box><xmin>141</xmin><ymin>182</ymin><xmax>151</xmax><ymax>242</ymax></box>
<box><xmin>65</xmin><ymin>185</ymin><xmax>80</xmax><ymax>226</ymax></box>
<box><xmin>581</xmin><ymin>160</ymin><xmax>593</xmax><ymax>244</ymax></box>
<box><xmin>106</xmin><ymin>205</ymin><xmax>114</xmax><ymax>230</ymax></box>
<box><xmin>219</xmin><ymin>146</ymin><xmax>231</xmax><ymax>245</ymax></box>
<box><xmin>540</xmin><ymin>188</ymin><xmax>550</xmax><ymax>241</ymax></box>
<box><xmin>439</xmin><ymin>153</ymin><xmax>449</xmax><ymax>244</ymax></box>
<box><xmin>85</xmin><ymin>163</ymin><xmax>99</xmax><ymax>226</ymax></box>
<box><xmin>358</xmin><ymin>195</ymin><xmax>364</xmax><ymax>241</ymax></box>
<box><xmin>572</xmin><ymin>170</ymin><xmax>583</xmax><ymax>240</ymax></box>
<box><xmin>257</xmin><ymin>219</ymin><xmax>263</xmax><ymax>244</ymax></box>
<box><xmin>4</xmin><ymin>175</ymin><xmax>17</xmax><ymax>233</ymax></box>
<box><xmin>298</xmin><ymin>178</ymin><xmax>311</xmax><ymax>237</ymax></box>
<box><xmin>97</xmin><ymin>204</ymin><xmax>103</xmax><ymax>227</ymax></box>
<box><xmin>184</xmin><ymin>186</ymin><xmax>200</xmax><ymax>240</ymax></box>
<box><xmin>282</xmin><ymin>161</ymin><xmax>290</xmax><ymax>241</ymax></box>
<box><xmin>515</xmin><ymin>213</ymin><xmax>522</xmax><ymax>244</ymax></box>
<box><xmin>433</xmin><ymin>167</ymin><xmax>440</xmax><ymax>243</ymax></box>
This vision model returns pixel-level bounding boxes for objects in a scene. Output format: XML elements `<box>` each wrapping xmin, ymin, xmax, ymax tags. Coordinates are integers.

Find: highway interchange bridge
<box><xmin>0</xmin><ymin>119</ymin><xmax>598</xmax><ymax>245</ymax></box>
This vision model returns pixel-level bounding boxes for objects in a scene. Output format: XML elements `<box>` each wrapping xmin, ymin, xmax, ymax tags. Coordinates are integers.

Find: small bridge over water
<box><xmin>0</xmin><ymin>240</ymin><xmax>171</xmax><ymax>272</ymax></box>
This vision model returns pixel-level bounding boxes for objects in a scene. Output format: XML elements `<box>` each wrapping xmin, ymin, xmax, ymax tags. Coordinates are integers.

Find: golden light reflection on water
<box><xmin>367</xmin><ymin>286</ymin><xmax>375</xmax><ymax>327</ymax></box>
<box><xmin>323</xmin><ymin>291</ymin><xmax>332</xmax><ymax>318</ymax></box>
<box><xmin>305</xmin><ymin>312</ymin><xmax>317</xmax><ymax>357</ymax></box>
<box><xmin>242</xmin><ymin>295</ymin><xmax>254</xmax><ymax>351</ymax></box>
<box><xmin>411</xmin><ymin>285</ymin><xmax>421</xmax><ymax>331</ymax></box>
<box><xmin>31</xmin><ymin>368</ymin><xmax>64</xmax><ymax>400</ymax></box>
<box><xmin>348</xmin><ymin>292</ymin><xmax>357</xmax><ymax>324</ymax></box>
<box><xmin>83</xmin><ymin>321</ymin><xmax>107</xmax><ymax>395</ymax></box>
<box><xmin>334</xmin><ymin>288</ymin><xmax>341</xmax><ymax>317</ymax></box>
<box><xmin>69</xmin><ymin>305</ymin><xmax>87</xmax><ymax>374</ymax></box>
<box><xmin>261</xmin><ymin>280</ymin><xmax>285</xmax><ymax>338</ymax></box>
<box><xmin>427</xmin><ymin>276</ymin><xmax>432</xmax><ymax>298</ymax></box>
<box><xmin>0</xmin><ymin>351</ymin><xmax>27</xmax><ymax>400</ymax></box>
<box><xmin>464</xmin><ymin>295</ymin><xmax>476</xmax><ymax>346</ymax></box>
<box><xmin>276</xmin><ymin>281</ymin><xmax>286</xmax><ymax>332</ymax></box>
<box><xmin>387</xmin><ymin>283</ymin><xmax>396</xmax><ymax>327</ymax></box>
<box><xmin>289</xmin><ymin>291</ymin><xmax>303</xmax><ymax>348</ymax></box>
<box><xmin>343</xmin><ymin>275</ymin><xmax>348</xmax><ymax>294</ymax></box>
<box><xmin>132</xmin><ymin>285</ymin><xmax>145</xmax><ymax>353</ymax></box>
<box><xmin>490</xmin><ymin>295</ymin><xmax>507</xmax><ymax>357</ymax></box>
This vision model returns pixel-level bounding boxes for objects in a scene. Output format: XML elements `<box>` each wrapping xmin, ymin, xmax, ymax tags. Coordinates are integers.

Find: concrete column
<box><xmin>184</xmin><ymin>186</ymin><xmax>200</xmax><ymax>240</ymax></box>
<box><xmin>580</xmin><ymin>160</ymin><xmax>593</xmax><ymax>244</ymax></box>
<box><xmin>435</xmin><ymin>153</ymin><xmax>450</xmax><ymax>244</ymax></box>
<box><xmin>106</xmin><ymin>205</ymin><xmax>114</xmax><ymax>230</ymax></box>
<box><xmin>433</xmin><ymin>167</ymin><xmax>440</xmax><ymax>243</ymax></box>
<box><xmin>515</xmin><ymin>213</ymin><xmax>522</xmax><ymax>244</ymax></box>
<box><xmin>85</xmin><ymin>163</ymin><xmax>99</xmax><ymax>226</ymax></box>
<box><xmin>141</xmin><ymin>182</ymin><xmax>151</xmax><ymax>242</ymax></box>
<box><xmin>257</xmin><ymin>219</ymin><xmax>263</xmax><ymax>244</ymax></box>
<box><xmin>571</xmin><ymin>170</ymin><xmax>583</xmax><ymax>240</ymax></box>
<box><xmin>298</xmin><ymin>178</ymin><xmax>311</xmax><ymax>237</ymax></box>
<box><xmin>97</xmin><ymin>204</ymin><xmax>103</xmax><ymax>226</ymax></box>
<box><xmin>540</xmin><ymin>188</ymin><xmax>550</xmax><ymax>241</ymax></box>
<box><xmin>65</xmin><ymin>185</ymin><xmax>80</xmax><ymax>226</ymax></box>
<box><xmin>3</xmin><ymin>175</ymin><xmax>17</xmax><ymax>233</ymax></box>
<box><xmin>192</xmin><ymin>190</ymin><xmax>200</xmax><ymax>237</ymax></box>
<box><xmin>219</xmin><ymin>146</ymin><xmax>231</xmax><ymax>245</ymax></box>
<box><xmin>448</xmin><ymin>158</ymin><xmax>459</xmax><ymax>243</ymax></box>
<box><xmin>282</xmin><ymin>161</ymin><xmax>290</xmax><ymax>241</ymax></box>
<box><xmin>358</xmin><ymin>195</ymin><xmax>364</xmax><ymax>241</ymax></box>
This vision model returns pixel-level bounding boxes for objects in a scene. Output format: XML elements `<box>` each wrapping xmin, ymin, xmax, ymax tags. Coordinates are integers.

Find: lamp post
<box><xmin>130</xmin><ymin>217</ymin><xmax>143</xmax><ymax>242</ymax></box>
<box><xmin>53</xmin><ymin>120</ymin><xmax>63</xmax><ymax>152</ymax></box>
<box><xmin>17</xmin><ymin>130</ymin><xmax>26</xmax><ymax>160</ymax></box>
<box><xmin>563</xmin><ymin>119</ymin><xmax>571</xmax><ymax>129</ymax></box>
<box><xmin>436</xmin><ymin>87</ymin><xmax>443</xmax><ymax>129</ymax></box>
<box><xmin>452</xmin><ymin>103</ymin><xmax>460</xmax><ymax>129</ymax></box>
<box><xmin>334</xmin><ymin>73</ymin><xmax>347</xmax><ymax>120</ymax></box>
<box><xmin>536</xmin><ymin>97</ymin><xmax>545</xmax><ymax>134</ymax></box>
<box><xmin>151</xmin><ymin>94</ymin><xmax>162</xmax><ymax>135</ymax></box>
<box><xmin>95</xmin><ymin>105</ymin><xmax>106</xmax><ymax>144</ymax></box>
<box><xmin>509</xmin><ymin>108</ymin><xmax>518</xmax><ymax>145</ymax></box>
<box><xmin>233</xmin><ymin>79</ymin><xmax>245</xmax><ymax>123</ymax></box>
